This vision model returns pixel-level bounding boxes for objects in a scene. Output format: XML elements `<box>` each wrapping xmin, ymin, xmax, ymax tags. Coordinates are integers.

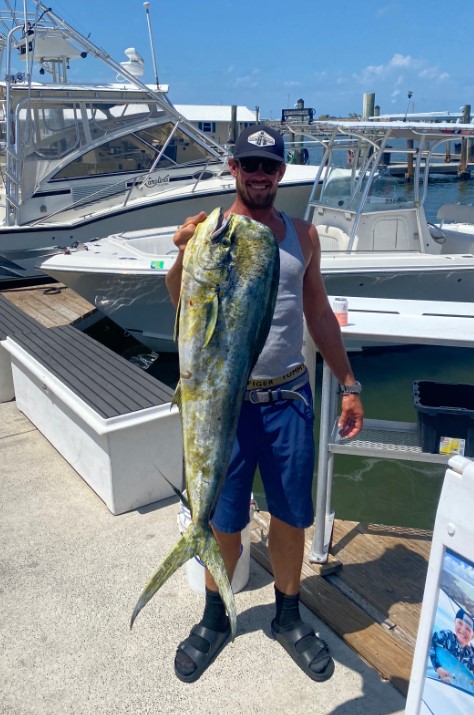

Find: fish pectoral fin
<box><xmin>173</xmin><ymin>294</ymin><xmax>181</xmax><ymax>342</ymax></box>
<box><xmin>158</xmin><ymin>471</ymin><xmax>190</xmax><ymax>511</ymax></box>
<box><xmin>203</xmin><ymin>293</ymin><xmax>219</xmax><ymax>348</ymax></box>
<box><xmin>171</xmin><ymin>381</ymin><xmax>182</xmax><ymax>411</ymax></box>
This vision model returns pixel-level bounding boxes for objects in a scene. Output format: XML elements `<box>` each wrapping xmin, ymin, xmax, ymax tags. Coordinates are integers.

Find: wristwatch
<box><xmin>339</xmin><ymin>381</ymin><xmax>362</xmax><ymax>395</ymax></box>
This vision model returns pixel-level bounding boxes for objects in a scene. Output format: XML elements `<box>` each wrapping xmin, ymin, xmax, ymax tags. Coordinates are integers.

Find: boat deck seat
<box><xmin>437</xmin><ymin>203</ymin><xmax>474</xmax><ymax>225</ymax></box>
<box><xmin>0</xmin><ymin>295</ymin><xmax>43</xmax><ymax>341</ymax></box>
<box><xmin>9</xmin><ymin>324</ymin><xmax>173</xmax><ymax>418</ymax></box>
<box><xmin>0</xmin><ymin>295</ymin><xmax>173</xmax><ymax>413</ymax></box>
<box><xmin>316</xmin><ymin>224</ymin><xmax>351</xmax><ymax>251</ymax></box>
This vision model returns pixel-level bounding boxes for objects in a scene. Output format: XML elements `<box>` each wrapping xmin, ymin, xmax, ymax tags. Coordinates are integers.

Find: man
<box><xmin>430</xmin><ymin>608</ymin><xmax>474</xmax><ymax>683</ymax></box>
<box><xmin>165</xmin><ymin>125</ymin><xmax>364</xmax><ymax>683</ymax></box>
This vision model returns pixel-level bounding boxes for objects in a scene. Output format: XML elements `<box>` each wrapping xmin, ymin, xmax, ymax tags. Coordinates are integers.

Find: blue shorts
<box><xmin>211</xmin><ymin>382</ymin><xmax>315</xmax><ymax>532</ymax></box>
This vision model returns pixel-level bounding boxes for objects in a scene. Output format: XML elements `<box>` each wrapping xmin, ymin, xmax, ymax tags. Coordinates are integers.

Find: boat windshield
<box><xmin>52</xmin><ymin>122</ymin><xmax>219</xmax><ymax>181</ymax></box>
<box><xmin>318</xmin><ymin>137</ymin><xmax>416</xmax><ymax>213</ymax></box>
<box><xmin>15</xmin><ymin>95</ymin><xmax>219</xmax><ymax>194</ymax></box>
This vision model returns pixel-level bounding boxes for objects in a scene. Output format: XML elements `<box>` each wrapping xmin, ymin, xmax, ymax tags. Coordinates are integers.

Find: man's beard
<box><xmin>236</xmin><ymin>174</ymin><xmax>278</xmax><ymax>209</ymax></box>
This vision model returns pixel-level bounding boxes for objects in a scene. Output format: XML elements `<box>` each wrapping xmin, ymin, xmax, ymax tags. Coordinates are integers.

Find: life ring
<box><xmin>287</xmin><ymin>149</ymin><xmax>296</xmax><ymax>164</ymax></box>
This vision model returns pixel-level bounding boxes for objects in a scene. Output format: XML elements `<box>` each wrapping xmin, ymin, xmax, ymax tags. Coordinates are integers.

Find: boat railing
<box><xmin>124</xmin><ymin>120</ymin><xmax>183</xmax><ymax>205</ymax></box>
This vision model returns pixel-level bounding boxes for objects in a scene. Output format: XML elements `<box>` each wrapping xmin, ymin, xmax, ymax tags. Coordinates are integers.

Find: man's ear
<box><xmin>228</xmin><ymin>159</ymin><xmax>239</xmax><ymax>177</ymax></box>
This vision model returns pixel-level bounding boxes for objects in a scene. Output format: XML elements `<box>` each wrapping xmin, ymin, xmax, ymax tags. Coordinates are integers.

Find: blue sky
<box><xmin>20</xmin><ymin>0</ymin><xmax>474</xmax><ymax>119</ymax></box>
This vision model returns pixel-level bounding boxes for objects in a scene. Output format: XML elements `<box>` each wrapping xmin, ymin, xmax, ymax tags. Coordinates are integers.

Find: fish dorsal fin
<box><xmin>203</xmin><ymin>293</ymin><xmax>219</xmax><ymax>347</ymax></box>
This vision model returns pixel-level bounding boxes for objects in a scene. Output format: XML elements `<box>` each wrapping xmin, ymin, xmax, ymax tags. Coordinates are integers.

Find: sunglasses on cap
<box><xmin>237</xmin><ymin>157</ymin><xmax>283</xmax><ymax>175</ymax></box>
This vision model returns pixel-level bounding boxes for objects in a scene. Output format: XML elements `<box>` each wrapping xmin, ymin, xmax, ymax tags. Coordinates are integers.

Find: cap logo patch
<box><xmin>247</xmin><ymin>130</ymin><xmax>276</xmax><ymax>148</ymax></box>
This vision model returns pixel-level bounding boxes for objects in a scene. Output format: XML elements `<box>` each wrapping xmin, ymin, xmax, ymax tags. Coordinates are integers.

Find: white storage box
<box><xmin>4</xmin><ymin>335</ymin><xmax>183</xmax><ymax>515</ymax></box>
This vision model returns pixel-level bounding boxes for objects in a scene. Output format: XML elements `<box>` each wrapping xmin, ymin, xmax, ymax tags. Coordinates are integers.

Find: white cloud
<box><xmin>390</xmin><ymin>53</ymin><xmax>415</xmax><ymax>68</ymax></box>
<box><xmin>234</xmin><ymin>69</ymin><xmax>260</xmax><ymax>89</ymax></box>
<box><xmin>353</xmin><ymin>53</ymin><xmax>449</xmax><ymax>88</ymax></box>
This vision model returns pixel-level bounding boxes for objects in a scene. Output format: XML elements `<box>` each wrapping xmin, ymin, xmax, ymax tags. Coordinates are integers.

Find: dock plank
<box><xmin>329</xmin><ymin>520</ymin><xmax>430</xmax><ymax>645</ymax></box>
<box><xmin>1</xmin><ymin>284</ymin><xmax>95</xmax><ymax>327</ymax></box>
<box><xmin>250</xmin><ymin>510</ymin><xmax>430</xmax><ymax>695</ymax></box>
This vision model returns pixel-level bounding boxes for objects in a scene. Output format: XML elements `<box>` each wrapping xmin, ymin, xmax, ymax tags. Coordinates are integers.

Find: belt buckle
<box><xmin>248</xmin><ymin>390</ymin><xmax>261</xmax><ymax>404</ymax></box>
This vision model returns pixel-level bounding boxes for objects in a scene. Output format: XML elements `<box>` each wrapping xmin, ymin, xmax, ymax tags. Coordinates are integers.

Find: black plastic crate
<box><xmin>413</xmin><ymin>381</ymin><xmax>474</xmax><ymax>456</ymax></box>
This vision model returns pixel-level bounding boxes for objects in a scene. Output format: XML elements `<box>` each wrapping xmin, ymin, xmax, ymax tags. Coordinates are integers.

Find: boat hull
<box><xmin>0</xmin><ymin>174</ymin><xmax>315</xmax><ymax>286</ymax></box>
<box><xmin>323</xmin><ymin>264</ymin><xmax>474</xmax><ymax>303</ymax></box>
<box><xmin>44</xmin><ymin>255</ymin><xmax>474</xmax><ymax>355</ymax></box>
<box><xmin>44</xmin><ymin>267</ymin><xmax>178</xmax><ymax>353</ymax></box>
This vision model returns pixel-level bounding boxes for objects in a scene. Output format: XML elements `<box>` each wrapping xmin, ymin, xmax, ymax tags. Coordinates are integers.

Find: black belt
<box><xmin>245</xmin><ymin>371</ymin><xmax>310</xmax><ymax>406</ymax></box>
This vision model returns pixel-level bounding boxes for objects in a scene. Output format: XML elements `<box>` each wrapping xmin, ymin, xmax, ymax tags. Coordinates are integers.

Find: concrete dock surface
<box><xmin>1</xmin><ymin>401</ymin><xmax>406</xmax><ymax>715</ymax></box>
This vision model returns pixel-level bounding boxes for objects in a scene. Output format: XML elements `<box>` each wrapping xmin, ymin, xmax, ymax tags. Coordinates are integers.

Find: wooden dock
<box><xmin>385</xmin><ymin>161</ymin><xmax>474</xmax><ymax>177</ymax></box>
<box><xmin>1</xmin><ymin>283</ymin><xmax>95</xmax><ymax>327</ymax></box>
<box><xmin>250</xmin><ymin>511</ymin><xmax>431</xmax><ymax>696</ymax></box>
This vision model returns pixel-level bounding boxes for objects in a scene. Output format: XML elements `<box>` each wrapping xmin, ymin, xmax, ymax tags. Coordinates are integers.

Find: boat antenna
<box><xmin>143</xmin><ymin>2</ymin><xmax>159</xmax><ymax>89</ymax></box>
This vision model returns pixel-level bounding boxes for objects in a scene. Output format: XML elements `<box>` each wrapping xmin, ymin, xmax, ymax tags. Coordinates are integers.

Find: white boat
<box><xmin>306</xmin><ymin>120</ymin><xmax>474</xmax><ymax>300</ymax></box>
<box><xmin>0</xmin><ymin>1</ymin><xmax>316</xmax><ymax>284</ymax></box>
<box><xmin>41</xmin><ymin>120</ymin><xmax>474</xmax><ymax>354</ymax></box>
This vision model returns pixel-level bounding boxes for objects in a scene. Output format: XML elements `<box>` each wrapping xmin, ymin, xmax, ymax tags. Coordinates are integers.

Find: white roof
<box><xmin>174</xmin><ymin>104</ymin><xmax>257</xmax><ymax>122</ymax></box>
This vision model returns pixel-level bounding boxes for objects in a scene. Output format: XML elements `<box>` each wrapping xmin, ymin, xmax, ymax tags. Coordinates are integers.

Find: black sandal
<box><xmin>174</xmin><ymin>623</ymin><xmax>231</xmax><ymax>683</ymax></box>
<box><xmin>271</xmin><ymin>619</ymin><xmax>335</xmax><ymax>682</ymax></box>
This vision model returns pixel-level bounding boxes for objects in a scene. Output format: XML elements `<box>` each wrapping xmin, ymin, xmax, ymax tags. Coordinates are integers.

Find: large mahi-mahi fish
<box><xmin>130</xmin><ymin>207</ymin><xmax>280</xmax><ymax>638</ymax></box>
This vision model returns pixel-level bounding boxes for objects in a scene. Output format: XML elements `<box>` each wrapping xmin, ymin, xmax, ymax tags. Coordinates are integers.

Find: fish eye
<box><xmin>221</xmin><ymin>236</ymin><xmax>231</xmax><ymax>247</ymax></box>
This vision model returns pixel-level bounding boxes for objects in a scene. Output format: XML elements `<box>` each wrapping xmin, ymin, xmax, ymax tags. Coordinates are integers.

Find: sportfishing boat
<box><xmin>304</xmin><ymin>120</ymin><xmax>474</xmax><ymax>300</ymax></box>
<box><xmin>0</xmin><ymin>1</ymin><xmax>316</xmax><ymax>284</ymax></box>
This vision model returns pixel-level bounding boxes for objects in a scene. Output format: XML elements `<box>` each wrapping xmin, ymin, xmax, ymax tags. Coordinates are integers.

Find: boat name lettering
<box><xmin>144</xmin><ymin>174</ymin><xmax>171</xmax><ymax>188</ymax></box>
<box><xmin>384</xmin><ymin>197</ymin><xmax>408</xmax><ymax>204</ymax></box>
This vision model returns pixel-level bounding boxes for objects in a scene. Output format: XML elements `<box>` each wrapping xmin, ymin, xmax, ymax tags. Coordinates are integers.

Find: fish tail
<box><xmin>130</xmin><ymin>524</ymin><xmax>237</xmax><ymax>640</ymax></box>
<box><xmin>198</xmin><ymin>531</ymin><xmax>237</xmax><ymax>641</ymax></box>
<box><xmin>130</xmin><ymin>529</ymin><xmax>197</xmax><ymax>629</ymax></box>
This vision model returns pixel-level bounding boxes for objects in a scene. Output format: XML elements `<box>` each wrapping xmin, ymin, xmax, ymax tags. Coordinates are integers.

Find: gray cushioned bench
<box><xmin>9</xmin><ymin>323</ymin><xmax>174</xmax><ymax>418</ymax></box>
<box><xmin>0</xmin><ymin>294</ymin><xmax>44</xmax><ymax>339</ymax></box>
<box><xmin>1</xmin><ymin>296</ymin><xmax>46</xmax><ymax>402</ymax></box>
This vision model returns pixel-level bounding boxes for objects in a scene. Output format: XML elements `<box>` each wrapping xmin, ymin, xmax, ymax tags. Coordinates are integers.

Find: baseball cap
<box><xmin>233</xmin><ymin>125</ymin><xmax>285</xmax><ymax>163</ymax></box>
<box><xmin>456</xmin><ymin>608</ymin><xmax>473</xmax><ymax>627</ymax></box>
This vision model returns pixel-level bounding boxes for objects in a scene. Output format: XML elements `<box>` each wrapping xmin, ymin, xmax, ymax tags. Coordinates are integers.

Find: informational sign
<box><xmin>406</xmin><ymin>456</ymin><xmax>474</xmax><ymax>714</ymax></box>
<box><xmin>281</xmin><ymin>107</ymin><xmax>315</xmax><ymax>124</ymax></box>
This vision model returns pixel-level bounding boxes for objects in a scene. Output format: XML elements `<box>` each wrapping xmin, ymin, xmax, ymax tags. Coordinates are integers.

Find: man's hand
<box><xmin>436</xmin><ymin>666</ymin><xmax>452</xmax><ymax>684</ymax></box>
<box><xmin>338</xmin><ymin>395</ymin><xmax>364</xmax><ymax>439</ymax></box>
<box><xmin>173</xmin><ymin>211</ymin><xmax>207</xmax><ymax>251</ymax></box>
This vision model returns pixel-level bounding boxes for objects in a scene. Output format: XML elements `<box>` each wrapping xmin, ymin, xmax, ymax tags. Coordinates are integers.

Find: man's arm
<box><xmin>299</xmin><ymin>221</ymin><xmax>364</xmax><ymax>439</ymax></box>
<box><xmin>165</xmin><ymin>211</ymin><xmax>207</xmax><ymax>307</ymax></box>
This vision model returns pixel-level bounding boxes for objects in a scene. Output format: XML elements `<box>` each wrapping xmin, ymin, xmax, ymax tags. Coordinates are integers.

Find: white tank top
<box><xmin>251</xmin><ymin>213</ymin><xmax>305</xmax><ymax>380</ymax></box>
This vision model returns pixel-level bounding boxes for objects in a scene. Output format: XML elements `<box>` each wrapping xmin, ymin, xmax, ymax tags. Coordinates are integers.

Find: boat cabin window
<box><xmin>52</xmin><ymin>123</ymin><xmax>220</xmax><ymax>181</ymax></box>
